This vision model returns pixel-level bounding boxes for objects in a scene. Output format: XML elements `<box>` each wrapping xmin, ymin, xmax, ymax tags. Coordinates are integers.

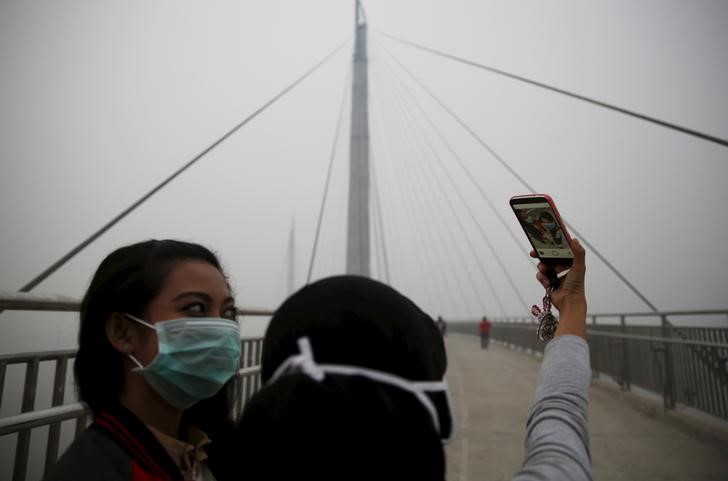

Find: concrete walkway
<box><xmin>444</xmin><ymin>334</ymin><xmax>728</xmax><ymax>481</ymax></box>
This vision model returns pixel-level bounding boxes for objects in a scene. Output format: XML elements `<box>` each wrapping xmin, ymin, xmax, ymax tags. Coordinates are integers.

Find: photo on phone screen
<box><xmin>511</xmin><ymin>200</ymin><xmax>573</xmax><ymax>262</ymax></box>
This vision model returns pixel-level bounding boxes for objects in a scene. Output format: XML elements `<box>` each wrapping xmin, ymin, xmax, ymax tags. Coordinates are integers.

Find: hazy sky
<box><xmin>1</xmin><ymin>0</ymin><xmax>728</xmax><ymax>353</ymax></box>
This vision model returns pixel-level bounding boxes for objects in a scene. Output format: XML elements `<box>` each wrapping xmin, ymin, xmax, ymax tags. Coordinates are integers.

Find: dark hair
<box><xmin>260</xmin><ymin>276</ymin><xmax>447</xmax><ymax>383</ymax></box>
<box><xmin>75</xmin><ymin>239</ymin><xmax>238</xmax><ymax>431</ymax></box>
<box><xmin>223</xmin><ymin>276</ymin><xmax>447</xmax><ymax>481</ymax></box>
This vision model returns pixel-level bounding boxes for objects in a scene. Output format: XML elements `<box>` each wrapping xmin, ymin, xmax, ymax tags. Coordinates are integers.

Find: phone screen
<box><xmin>511</xmin><ymin>200</ymin><xmax>573</xmax><ymax>261</ymax></box>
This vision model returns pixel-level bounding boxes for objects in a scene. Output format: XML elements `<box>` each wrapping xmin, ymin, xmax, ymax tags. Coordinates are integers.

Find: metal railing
<box><xmin>0</xmin><ymin>292</ymin><xmax>274</xmax><ymax>481</ymax></box>
<box><xmin>449</xmin><ymin>309</ymin><xmax>728</xmax><ymax>421</ymax></box>
<box><xmin>0</xmin><ymin>348</ymin><xmax>82</xmax><ymax>481</ymax></box>
<box><xmin>236</xmin><ymin>338</ymin><xmax>265</xmax><ymax>418</ymax></box>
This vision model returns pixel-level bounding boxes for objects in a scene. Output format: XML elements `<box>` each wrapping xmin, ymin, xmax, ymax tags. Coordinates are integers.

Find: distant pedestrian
<box><xmin>436</xmin><ymin>316</ymin><xmax>447</xmax><ymax>336</ymax></box>
<box><xmin>479</xmin><ymin>316</ymin><xmax>492</xmax><ymax>348</ymax></box>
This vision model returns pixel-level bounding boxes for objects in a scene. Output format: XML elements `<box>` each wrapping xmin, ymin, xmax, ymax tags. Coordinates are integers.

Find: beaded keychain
<box><xmin>531</xmin><ymin>287</ymin><xmax>558</xmax><ymax>341</ymax></box>
<box><xmin>531</xmin><ymin>270</ymin><xmax>560</xmax><ymax>342</ymax></box>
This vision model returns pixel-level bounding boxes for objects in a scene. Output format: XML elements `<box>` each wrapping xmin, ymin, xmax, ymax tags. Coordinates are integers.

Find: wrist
<box><xmin>555</xmin><ymin>294</ymin><xmax>586</xmax><ymax>314</ymax></box>
<box><xmin>554</xmin><ymin>299</ymin><xmax>587</xmax><ymax>340</ymax></box>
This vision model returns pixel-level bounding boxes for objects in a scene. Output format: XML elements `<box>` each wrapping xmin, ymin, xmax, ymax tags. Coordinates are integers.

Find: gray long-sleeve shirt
<box><xmin>513</xmin><ymin>334</ymin><xmax>592</xmax><ymax>481</ymax></box>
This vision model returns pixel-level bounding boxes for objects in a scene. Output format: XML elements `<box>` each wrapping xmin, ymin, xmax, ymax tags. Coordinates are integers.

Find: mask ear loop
<box><xmin>268</xmin><ymin>337</ymin><xmax>326</xmax><ymax>384</ymax></box>
<box><xmin>122</xmin><ymin>313</ymin><xmax>156</xmax><ymax>370</ymax></box>
<box><xmin>414</xmin><ymin>380</ymin><xmax>455</xmax><ymax>444</ymax></box>
<box><xmin>321</xmin><ymin>364</ymin><xmax>442</xmax><ymax>435</ymax></box>
<box><xmin>124</xmin><ymin>313</ymin><xmax>156</xmax><ymax>330</ymax></box>
<box><xmin>267</xmin><ymin>337</ymin><xmax>442</xmax><ymax>436</ymax></box>
<box><xmin>128</xmin><ymin>353</ymin><xmax>145</xmax><ymax>370</ymax></box>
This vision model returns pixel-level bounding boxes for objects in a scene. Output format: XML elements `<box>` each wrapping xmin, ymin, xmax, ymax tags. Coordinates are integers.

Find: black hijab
<box><xmin>224</xmin><ymin>276</ymin><xmax>448</xmax><ymax>481</ymax></box>
<box><xmin>261</xmin><ymin>275</ymin><xmax>447</xmax><ymax>382</ymax></box>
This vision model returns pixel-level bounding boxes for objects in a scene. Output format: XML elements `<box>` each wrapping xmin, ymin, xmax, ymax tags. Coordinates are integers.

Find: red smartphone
<box><xmin>509</xmin><ymin>194</ymin><xmax>574</xmax><ymax>268</ymax></box>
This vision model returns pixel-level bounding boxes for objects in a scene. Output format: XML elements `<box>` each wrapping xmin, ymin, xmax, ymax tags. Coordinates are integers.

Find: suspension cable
<box><xmin>376</xmin><ymin>31</ymin><xmax>728</xmax><ymax>149</ymax></box>
<box><xmin>396</xmin><ymin>121</ymin><xmax>495</xmax><ymax>316</ymax></box>
<box><xmin>376</xmin><ymin>40</ymin><xmax>535</xmax><ymax>271</ymax></box>
<box><xmin>370</xmin><ymin>157</ymin><xmax>392</xmax><ymax>284</ymax></box>
<box><xmin>382</xmin><ymin>41</ymin><xmax>660</xmax><ymax>313</ymax></box>
<box><xmin>378</xmin><ymin>43</ymin><xmax>522</xmax><ymax>313</ymax></box>
<box><xmin>370</xmin><ymin>67</ymin><xmax>456</xmax><ymax>316</ymax></box>
<box><xmin>370</xmin><ymin>169</ymin><xmax>386</xmax><ymax>282</ymax></box>
<box><xmin>378</xmin><ymin>47</ymin><xmax>512</xmax><ymax>315</ymax></box>
<box><xmin>396</xmin><ymin>123</ymin><xmax>481</xmax><ymax>317</ymax></box>
<box><xmin>369</xmin><ymin>80</ymin><xmax>444</xmax><ymax>311</ymax></box>
<box><xmin>370</xmin><ymin>186</ymin><xmax>384</xmax><ymax>280</ymax></box>
<box><xmin>306</xmin><ymin>65</ymin><xmax>352</xmax><ymax>283</ymax></box>
<box><xmin>16</xmin><ymin>38</ymin><xmax>350</xmax><ymax>294</ymax></box>
<box><xmin>376</xmin><ymin>64</ymin><xmax>479</xmax><ymax>318</ymax></box>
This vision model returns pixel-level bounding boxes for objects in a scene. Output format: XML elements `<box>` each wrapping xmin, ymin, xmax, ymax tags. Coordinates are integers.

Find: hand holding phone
<box><xmin>535</xmin><ymin>237</ymin><xmax>587</xmax><ymax>339</ymax></box>
<box><xmin>510</xmin><ymin>194</ymin><xmax>587</xmax><ymax>340</ymax></box>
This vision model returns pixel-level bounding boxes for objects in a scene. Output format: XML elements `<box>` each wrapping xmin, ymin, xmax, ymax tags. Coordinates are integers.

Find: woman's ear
<box><xmin>106</xmin><ymin>313</ymin><xmax>135</xmax><ymax>354</ymax></box>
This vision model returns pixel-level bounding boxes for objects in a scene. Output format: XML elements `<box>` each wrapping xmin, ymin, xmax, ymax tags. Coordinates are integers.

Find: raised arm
<box><xmin>513</xmin><ymin>239</ymin><xmax>592</xmax><ymax>481</ymax></box>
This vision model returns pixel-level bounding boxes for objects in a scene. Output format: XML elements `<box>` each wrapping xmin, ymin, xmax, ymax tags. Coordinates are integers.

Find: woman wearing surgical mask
<box><xmin>45</xmin><ymin>240</ymin><xmax>242</xmax><ymax>481</ymax></box>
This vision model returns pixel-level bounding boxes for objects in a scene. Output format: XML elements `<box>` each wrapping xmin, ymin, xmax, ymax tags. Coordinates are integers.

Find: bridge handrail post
<box><xmin>591</xmin><ymin>316</ymin><xmax>599</xmax><ymax>379</ymax></box>
<box><xmin>13</xmin><ymin>358</ymin><xmax>39</xmax><ymax>481</ymax></box>
<box><xmin>0</xmin><ymin>360</ymin><xmax>6</xmax><ymax>412</ymax></box>
<box><xmin>661</xmin><ymin>314</ymin><xmax>677</xmax><ymax>409</ymax></box>
<box><xmin>44</xmin><ymin>354</ymin><xmax>69</xmax><ymax>477</ymax></box>
<box><xmin>620</xmin><ymin>315</ymin><xmax>631</xmax><ymax>390</ymax></box>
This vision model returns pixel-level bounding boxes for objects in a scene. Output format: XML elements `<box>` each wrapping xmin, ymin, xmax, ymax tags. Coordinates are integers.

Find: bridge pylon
<box><xmin>346</xmin><ymin>0</ymin><xmax>371</xmax><ymax>276</ymax></box>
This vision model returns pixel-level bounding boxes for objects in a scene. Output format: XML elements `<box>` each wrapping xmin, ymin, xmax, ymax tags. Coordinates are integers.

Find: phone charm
<box><xmin>531</xmin><ymin>287</ymin><xmax>559</xmax><ymax>342</ymax></box>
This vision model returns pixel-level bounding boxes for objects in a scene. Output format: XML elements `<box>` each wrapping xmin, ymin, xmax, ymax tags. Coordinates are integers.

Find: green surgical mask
<box><xmin>125</xmin><ymin>314</ymin><xmax>241</xmax><ymax>410</ymax></box>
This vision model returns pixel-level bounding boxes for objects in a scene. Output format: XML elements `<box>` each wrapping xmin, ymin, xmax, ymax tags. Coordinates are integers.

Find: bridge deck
<box><xmin>444</xmin><ymin>334</ymin><xmax>728</xmax><ymax>481</ymax></box>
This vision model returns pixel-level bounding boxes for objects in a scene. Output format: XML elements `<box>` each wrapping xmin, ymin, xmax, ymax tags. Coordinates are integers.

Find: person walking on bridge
<box><xmin>436</xmin><ymin>315</ymin><xmax>448</xmax><ymax>336</ymax></box>
<box><xmin>479</xmin><ymin>315</ymin><xmax>492</xmax><ymax>348</ymax></box>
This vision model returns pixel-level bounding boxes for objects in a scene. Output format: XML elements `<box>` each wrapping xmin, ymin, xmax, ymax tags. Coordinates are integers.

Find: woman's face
<box><xmin>133</xmin><ymin>260</ymin><xmax>236</xmax><ymax>365</ymax></box>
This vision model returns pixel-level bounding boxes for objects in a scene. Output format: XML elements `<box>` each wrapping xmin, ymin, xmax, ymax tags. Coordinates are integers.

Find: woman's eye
<box><xmin>223</xmin><ymin>306</ymin><xmax>238</xmax><ymax>321</ymax></box>
<box><xmin>182</xmin><ymin>303</ymin><xmax>206</xmax><ymax>315</ymax></box>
